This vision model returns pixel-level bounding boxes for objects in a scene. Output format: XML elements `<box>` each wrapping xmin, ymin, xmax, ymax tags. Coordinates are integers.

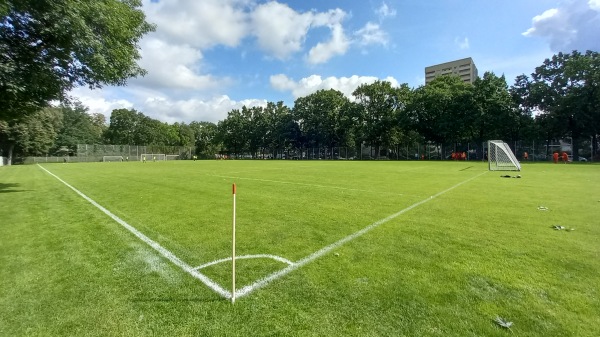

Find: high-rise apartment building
<box><xmin>425</xmin><ymin>57</ymin><xmax>478</xmax><ymax>84</ymax></box>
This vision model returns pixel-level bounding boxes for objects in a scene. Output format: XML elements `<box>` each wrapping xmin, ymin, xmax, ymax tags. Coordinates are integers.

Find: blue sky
<box><xmin>71</xmin><ymin>0</ymin><xmax>600</xmax><ymax>124</ymax></box>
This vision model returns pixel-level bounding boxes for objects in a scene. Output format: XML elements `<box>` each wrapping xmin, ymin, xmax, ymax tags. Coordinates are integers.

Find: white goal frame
<box><xmin>141</xmin><ymin>154</ymin><xmax>166</xmax><ymax>161</ymax></box>
<box><xmin>488</xmin><ymin>140</ymin><xmax>521</xmax><ymax>171</ymax></box>
<box><xmin>103</xmin><ymin>156</ymin><xmax>124</xmax><ymax>162</ymax></box>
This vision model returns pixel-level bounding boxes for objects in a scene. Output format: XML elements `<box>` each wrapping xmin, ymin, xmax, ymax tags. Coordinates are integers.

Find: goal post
<box><xmin>488</xmin><ymin>140</ymin><xmax>521</xmax><ymax>171</ymax></box>
<box><xmin>140</xmin><ymin>154</ymin><xmax>166</xmax><ymax>161</ymax></box>
<box><xmin>103</xmin><ymin>156</ymin><xmax>124</xmax><ymax>162</ymax></box>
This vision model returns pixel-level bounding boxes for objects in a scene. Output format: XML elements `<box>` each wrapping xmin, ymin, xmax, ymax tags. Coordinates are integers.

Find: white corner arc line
<box><xmin>234</xmin><ymin>171</ymin><xmax>488</xmax><ymax>299</ymax></box>
<box><xmin>194</xmin><ymin>254</ymin><xmax>294</xmax><ymax>271</ymax></box>
<box><xmin>37</xmin><ymin>164</ymin><xmax>231</xmax><ymax>299</ymax></box>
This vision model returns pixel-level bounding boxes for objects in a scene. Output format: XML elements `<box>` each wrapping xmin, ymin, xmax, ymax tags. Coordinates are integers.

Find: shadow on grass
<box><xmin>0</xmin><ymin>183</ymin><xmax>27</xmax><ymax>193</ymax></box>
<box><xmin>130</xmin><ymin>296</ymin><xmax>225</xmax><ymax>304</ymax></box>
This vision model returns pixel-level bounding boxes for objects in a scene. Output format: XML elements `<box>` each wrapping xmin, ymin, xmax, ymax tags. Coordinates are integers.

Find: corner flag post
<box><xmin>232</xmin><ymin>183</ymin><xmax>236</xmax><ymax>304</ymax></box>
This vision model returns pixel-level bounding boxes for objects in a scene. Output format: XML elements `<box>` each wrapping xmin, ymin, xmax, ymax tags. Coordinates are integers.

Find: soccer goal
<box><xmin>103</xmin><ymin>156</ymin><xmax>124</xmax><ymax>162</ymax></box>
<box><xmin>166</xmin><ymin>155</ymin><xmax>180</xmax><ymax>160</ymax></box>
<box><xmin>141</xmin><ymin>154</ymin><xmax>166</xmax><ymax>161</ymax></box>
<box><xmin>488</xmin><ymin>140</ymin><xmax>521</xmax><ymax>171</ymax></box>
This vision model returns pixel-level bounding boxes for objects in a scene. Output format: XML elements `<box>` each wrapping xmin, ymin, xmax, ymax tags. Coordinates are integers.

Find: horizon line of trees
<box><xmin>1</xmin><ymin>50</ymin><xmax>599</xmax><ymax>164</ymax></box>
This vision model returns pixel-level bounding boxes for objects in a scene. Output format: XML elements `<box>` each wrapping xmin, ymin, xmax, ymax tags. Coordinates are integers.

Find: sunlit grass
<box><xmin>1</xmin><ymin>160</ymin><xmax>599</xmax><ymax>336</ymax></box>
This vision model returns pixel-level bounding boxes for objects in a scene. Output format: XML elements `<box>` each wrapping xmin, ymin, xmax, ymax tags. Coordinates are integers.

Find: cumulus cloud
<box><xmin>141</xmin><ymin>95</ymin><xmax>268</xmax><ymax>124</ymax></box>
<box><xmin>69</xmin><ymin>88</ymin><xmax>134</xmax><ymax>117</ymax></box>
<box><xmin>250</xmin><ymin>2</ymin><xmax>315</xmax><ymax>59</ymax></box>
<box><xmin>143</xmin><ymin>0</ymin><xmax>249</xmax><ymax>49</ymax></box>
<box><xmin>270</xmin><ymin>74</ymin><xmax>400</xmax><ymax>99</ymax></box>
<box><xmin>71</xmin><ymin>87</ymin><xmax>267</xmax><ymax>124</ymax></box>
<box><xmin>133</xmin><ymin>38</ymin><xmax>226</xmax><ymax>91</ymax></box>
<box><xmin>523</xmin><ymin>0</ymin><xmax>600</xmax><ymax>52</ymax></box>
<box><xmin>68</xmin><ymin>1</ymin><xmax>397</xmax><ymax>124</ymax></box>
<box><xmin>251</xmin><ymin>3</ymin><xmax>349</xmax><ymax>61</ymax></box>
<box><xmin>307</xmin><ymin>24</ymin><xmax>350</xmax><ymax>64</ymax></box>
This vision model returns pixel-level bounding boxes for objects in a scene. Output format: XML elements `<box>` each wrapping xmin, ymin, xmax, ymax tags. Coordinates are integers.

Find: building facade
<box><xmin>425</xmin><ymin>57</ymin><xmax>478</xmax><ymax>84</ymax></box>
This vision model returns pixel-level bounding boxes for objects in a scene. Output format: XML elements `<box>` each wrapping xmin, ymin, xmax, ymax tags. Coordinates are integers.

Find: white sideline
<box><xmin>37</xmin><ymin>164</ymin><xmax>231</xmax><ymax>299</ymax></box>
<box><xmin>194</xmin><ymin>254</ymin><xmax>294</xmax><ymax>270</ymax></box>
<box><xmin>234</xmin><ymin>170</ymin><xmax>488</xmax><ymax>299</ymax></box>
<box><xmin>39</xmin><ymin>163</ymin><xmax>486</xmax><ymax>301</ymax></box>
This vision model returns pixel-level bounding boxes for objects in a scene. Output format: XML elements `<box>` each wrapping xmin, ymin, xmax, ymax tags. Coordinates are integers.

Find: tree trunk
<box><xmin>7</xmin><ymin>142</ymin><xmax>14</xmax><ymax>165</ymax></box>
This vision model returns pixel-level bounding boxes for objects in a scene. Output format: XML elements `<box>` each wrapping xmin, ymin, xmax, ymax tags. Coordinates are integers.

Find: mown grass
<box><xmin>0</xmin><ymin>160</ymin><xmax>599</xmax><ymax>336</ymax></box>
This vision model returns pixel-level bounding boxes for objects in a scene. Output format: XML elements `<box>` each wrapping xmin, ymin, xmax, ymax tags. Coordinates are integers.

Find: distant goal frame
<box><xmin>488</xmin><ymin>140</ymin><xmax>521</xmax><ymax>171</ymax></box>
<box><xmin>140</xmin><ymin>154</ymin><xmax>166</xmax><ymax>161</ymax></box>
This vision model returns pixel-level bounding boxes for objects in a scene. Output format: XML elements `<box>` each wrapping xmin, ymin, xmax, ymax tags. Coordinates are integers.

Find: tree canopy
<box><xmin>2</xmin><ymin>50</ymin><xmax>599</xmax><ymax>163</ymax></box>
<box><xmin>0</xmin><ymin>0</ymin><xmax>154</xmax><ymax>120</ymax></box>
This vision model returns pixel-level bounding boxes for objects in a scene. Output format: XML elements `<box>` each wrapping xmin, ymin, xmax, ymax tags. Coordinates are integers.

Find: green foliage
<box><xmin>353</xmin><ymin>81</ymin><xmax>410</xmax><ymax>152</ymax></box>
<box><xmin>470</xmin><ymin>72</ymin><xmax>525</xmax><ymax>147</ymax></box>
<box><xmin>408</xmin><ymin>75</ymin><xmax>473</xmax><ymax>144</ymax></box>
<box><xmin>523</xmin><ymin>50</ymin><xmax>600</xmax><ymax>159</ymax></box>
<box><xmin>294</xmin><ymin>89</ymin><xmax>354</xmax><ymax>151</ymax></box>
<box><xmin>0</xmin><ymin>0</ymin><xmax>154</xmax><ymax>120</ymax></box>
<box><xmin>0</xmin><ymin>107</ymin><xmax>62</xmax><ymax>158</ymax></box>
<box><xmin>52</xmin><ymin>103</ymin><xmax>106</xmax><ymax>154</ymax></box>
<box><xmin>190</xmin><ymin>121</ymin><xmax>220</xmax><ymax>158</ymax></box>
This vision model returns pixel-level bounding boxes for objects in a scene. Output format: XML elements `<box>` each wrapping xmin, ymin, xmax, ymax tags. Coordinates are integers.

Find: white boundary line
<box><xmin>194</xmin><ymin>254</ymin><xmax>294</xmax><ymax>270</ymax></box>
<box><xmin>37</xmin><ymin>164</ymin><xmax>231</xmax><ymax>299</ymax></box>
<box><xmin>234</xmin><ymin>170</ymin><xmax>488</xmax><ymax>299</ymax></box>
<box><xmin>39</xmin><ymin>164</ymin><xmax>486</xmax><ymax>301</ymax></box>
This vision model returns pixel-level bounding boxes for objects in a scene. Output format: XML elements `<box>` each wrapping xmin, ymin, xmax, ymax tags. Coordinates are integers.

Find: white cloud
<box><xmin>354</xmin><ymin>22</ymin><xmax>388</xmax><ymax>46</ymax></box>
<box><xmin>69</xmin><ymin>88</ymin><xmax>134</xmax><ymax>117</ymax></box>
<box><xmin>68</xmin><ymin>1</ymin><xmax>398</xmax><ymax>125</ymax></box>
<box><xmin>133</xmin><ymin>38</ymin><xmax>225</xmax><ymax>91</ymax></box>
<box><xmin>376</xmin><ymin>2</ymin><xmax>397</xmax><ymax>21</ymax></box>
<box><xmin>454</xmin><ymin>37</ymin><xmax>470</xmax><ymax>50</ymax></box>
<box><xmin>270</xmin><ymin>74</ymin><xmax>400</xmax><ymax>99</ymax></box>
<box><xmin>251</xmin><ymin>2</ymin><xmax>314</xmax><ymax>59</ymax></box>
<box><xmin>141</xmin><ymin>95</ymin><xmax>267</xmax><ymax>124</ymax></box>
<box><xmin>70</xmin><ymin>87</ymin><xmax>267</xmax><ymax>124</ymax></box>
<box><xmin>307</xmin><ymin>24</ymin><xmax>350</xmax><ymax>64</ymax></box>
<box><xmin>143</xmin><ymin>0</ymin><xmax>249</xmax><ymax>49</ymax></box>
<box><xmin>251</xmin><ymin>3</ymin><xmax>349</xmax><ymax>61</ymax></box>
<box><xmin>523</xmin><ymin>1</ymin><xmax>600</xmax><ymax>52</ymax></box>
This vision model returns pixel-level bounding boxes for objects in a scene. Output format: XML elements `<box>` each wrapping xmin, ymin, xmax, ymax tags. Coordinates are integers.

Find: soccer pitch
<box><xmin>1</xmin><ymin>160</ymin><xmax>599</xmax><ymax>336</ymax></box>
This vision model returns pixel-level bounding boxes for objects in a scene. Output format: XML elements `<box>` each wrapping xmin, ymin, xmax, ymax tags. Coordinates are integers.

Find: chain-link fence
<box><xmin>221</xmin><ymin>139</ymin><xmax>596</xmax><ymax>162</ymax></box>
<box><xmin>13</xmin><ymin>138</ymin><xmax>597</xmax><ymax>164</ymax></box>
<box><xmin>74</xmin><ymin>144</ymin><xmax>195</xmax><ymax>162</ymax></box>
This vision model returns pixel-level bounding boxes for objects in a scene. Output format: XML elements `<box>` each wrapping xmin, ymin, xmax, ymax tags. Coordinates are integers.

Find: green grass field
<box><xmin>1</xmin><ymin>160</ymin><xmax>599</xmax><ymax>336</ymax></box>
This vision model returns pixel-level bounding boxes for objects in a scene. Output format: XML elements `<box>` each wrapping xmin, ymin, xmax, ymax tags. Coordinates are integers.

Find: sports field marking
<box><xmin>207</xmin><ymin>174</ymin><xmax>415</xmax><ymax>197</ymax></box>
<box><xmin>194</xmin><ymin>254</ymin><xmax>294</xmax><ymax>270</ymax></box>
<box><xmin>37</xmin><ymin>164</ymin><xmax>231</xmax><ymax>299</ymax></box>
<box><xmin>234</xmin><ymin>170</ymin><xmax>488</xmax><ymax>299</ymax></box>
<box><xmin>39</xmin><ymin>164</ymin><xmax>486</xmax><ymax>301</ymax></box>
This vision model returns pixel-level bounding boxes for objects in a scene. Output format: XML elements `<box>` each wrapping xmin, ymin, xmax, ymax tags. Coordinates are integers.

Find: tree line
<box><xmin>1</xmin><ymin>50</ymin><xmax>599</xmax><ymax>163</ymax></box>
<box><xmin>2</xmin><ymin>3</ymin><xmax>598</xmax><ymax>164</ymax></box>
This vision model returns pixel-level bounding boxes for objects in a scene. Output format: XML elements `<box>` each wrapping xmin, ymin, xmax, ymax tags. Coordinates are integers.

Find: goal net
<box><xmin>488</xmin><ymin>140</ymin><xmax>521</xmax><ymax>171</ymax></box>
<box><xmin>103</xmin><ymin>156</ymin><xmax>124</xmax><ymax>162</ymax></box>
<box><xmin>141</xmin><ymin>154</ymin><xmax>166</xmax><ymax>161</ymax></box>
<box><xmin>166</xmin><ymin>155</ymin><xmax>180</xmax><ymax>160</ymax></box>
